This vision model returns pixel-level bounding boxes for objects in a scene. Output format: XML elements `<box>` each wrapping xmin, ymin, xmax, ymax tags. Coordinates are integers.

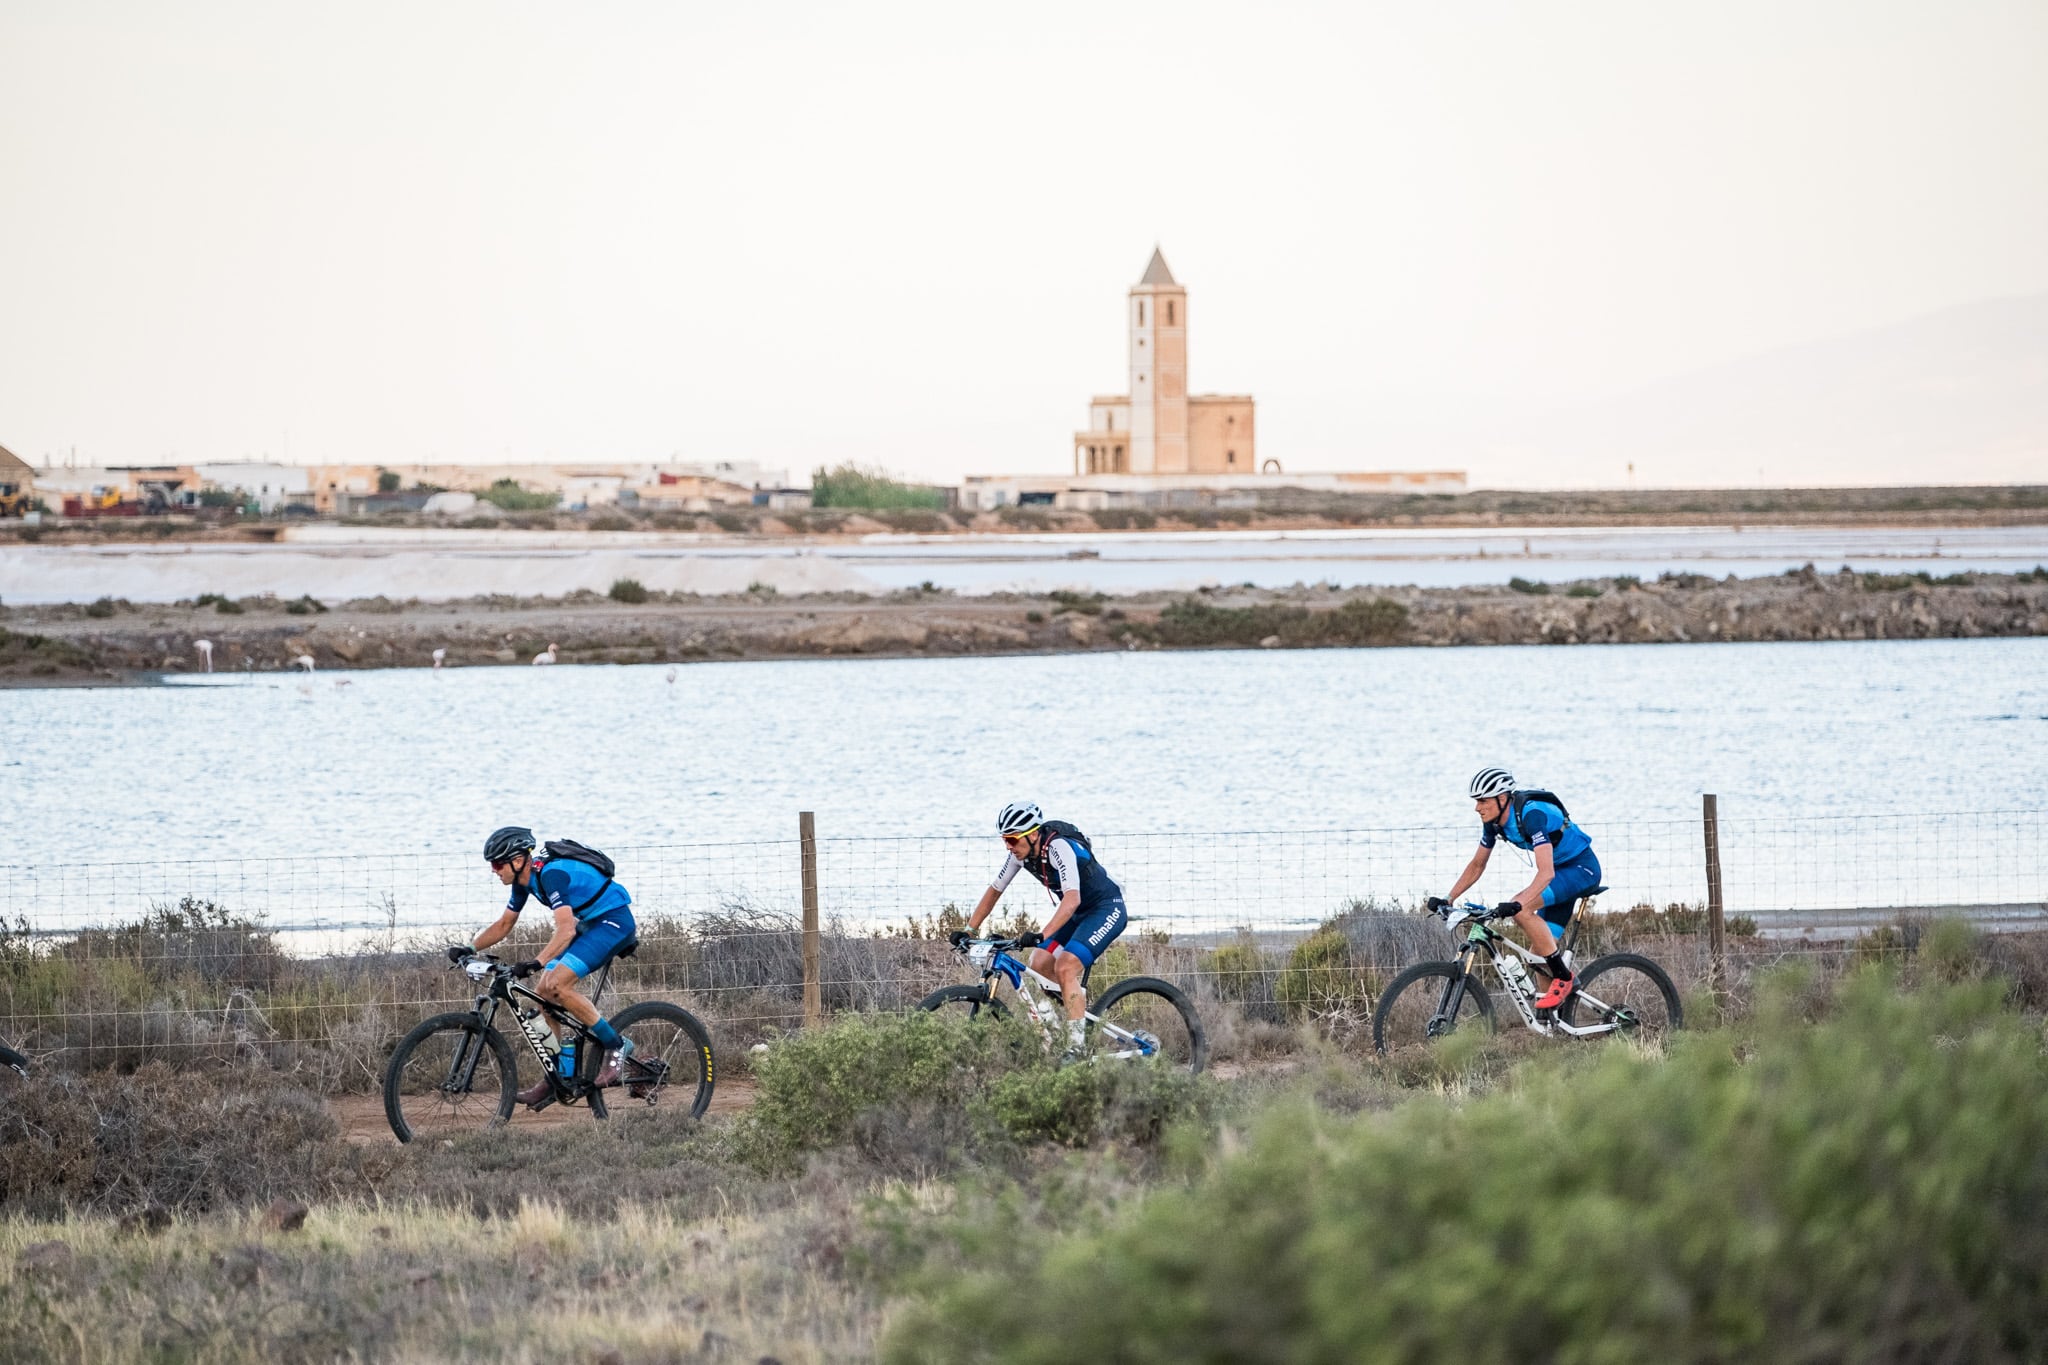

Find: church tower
<box><xmin>1128</xmin><ymin>247</ymin><xmax>1188</xmax><ymax>474</ymax></box>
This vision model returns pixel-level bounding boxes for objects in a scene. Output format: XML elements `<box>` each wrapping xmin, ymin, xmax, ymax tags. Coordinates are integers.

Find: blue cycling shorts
<box><xmin>1539</xmin><ymin>855</ymin><xmax>1603</xmax><ymax>930</ymax></box>
<box><xmin>549</xmin><ymin>909</ymin><xmax>636</xmax><ymax>979</ymax></box>
<box><xmin>1049</xmin><ymin>897</ymin><xmax>1129</xmax><ymax>970</ymax></box>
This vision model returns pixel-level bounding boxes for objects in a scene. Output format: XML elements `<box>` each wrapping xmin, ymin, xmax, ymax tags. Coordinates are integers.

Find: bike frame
<box><xmin>1440</xmin><ymin>901</ymin><xmax>1634</xmax><ymax>1040</ymax></box>
<box><xmin>968</xmin><ymin>941</ymin><xmax>1163</xmax><ymax>1061</ymax></box>
<box><xmin>445</xmin><ymin>955</ymin><xmax>619</xmax><ymax>1105</ymax></box>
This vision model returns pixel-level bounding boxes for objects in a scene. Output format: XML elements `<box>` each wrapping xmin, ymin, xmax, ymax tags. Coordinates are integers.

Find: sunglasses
<box><xmin>1001</xmin><ymin>829</ymin><xmax>1037</xmax><ymax>846</ymax></box>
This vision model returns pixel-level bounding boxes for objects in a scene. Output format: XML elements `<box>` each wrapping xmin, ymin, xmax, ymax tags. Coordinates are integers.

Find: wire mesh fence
<box><xmin>4</xmin><ymin>804</ymin><xmax>2042</xmax><ymax>1082</ymax></box>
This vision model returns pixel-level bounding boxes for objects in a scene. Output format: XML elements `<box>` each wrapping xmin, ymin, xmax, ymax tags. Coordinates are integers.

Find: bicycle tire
<box><xmin>1559</xmin><ymin>953</ymin><xmax>1683</xmax><ymax>1039</ymax></box>
<box><xmin>1091</xmin><ymin>976</ymin><xmax>1208</xmax><ymax>1074</ymax></box>
<box><xmin>0</xmin><ymin>1044</ymin><xmax>26</xmax><ymax>1079</ymax></box>
<box><xmin>915</xmin><ymin>984</ymin><xmax>1010</xmax><ymax>1019</ymax></box>
<box><xmin>384</xmin><ymin>1012</ymin><xmax>518</xmax><ymax>1144</ymax></box>
<box><xmin>606</xmin><ymin>1001</ymin><xmax>716</xmax><ymax>1119</ymax></box>
<box><xmin>1372</xmin><ymin>961</ymin><xmax>1497</xmax><ymax>1055</ymax></box>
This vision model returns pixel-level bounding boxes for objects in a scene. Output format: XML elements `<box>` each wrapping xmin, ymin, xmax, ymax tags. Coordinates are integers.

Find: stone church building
<box><xmin>1075</xmin><ymin>249</ymin><xmax>1255</xmax><ymax>476</ymax></box>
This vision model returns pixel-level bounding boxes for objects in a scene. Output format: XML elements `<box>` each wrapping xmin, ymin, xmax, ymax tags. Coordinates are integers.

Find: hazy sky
<box><xmin>3</xmin><ymin>1</ymin><xmax>2044</xmax><ymax>486</ymax></box>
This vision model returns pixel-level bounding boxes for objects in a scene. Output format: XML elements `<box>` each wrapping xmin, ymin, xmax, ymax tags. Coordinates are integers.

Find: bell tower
<box><xmin>1128</xmin><ymin>247</ymin><xmax>1188</xmax><ymax>474</ymax></box>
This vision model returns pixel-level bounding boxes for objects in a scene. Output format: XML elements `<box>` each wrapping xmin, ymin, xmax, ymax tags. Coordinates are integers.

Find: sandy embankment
<box><xmin>6</xmin><ymin>569</ymin><xmax>2046</xmax><ymax>685</ymax></box>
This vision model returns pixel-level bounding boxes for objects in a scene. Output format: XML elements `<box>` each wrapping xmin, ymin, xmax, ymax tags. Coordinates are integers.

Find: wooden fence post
<box><xmin>800</xmin><ymin>811</ymin><xmax>821</xmax><ymax>1028</ymax></box>
<box><xmin>1702</xmin><ymin>793</ymin><xmax>1727</xmax><ymax>1011</ymax></box>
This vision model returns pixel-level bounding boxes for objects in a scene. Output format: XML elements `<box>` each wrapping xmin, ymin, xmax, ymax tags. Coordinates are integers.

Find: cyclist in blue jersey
<box><xmin>952</xmin><ymin>801</ymin><xmax>1130</xmax><ymax>1063</ymax></box>
<box><xmin>1430</xmin><ymin>769</ymin><xmax>1603</xmax><ymax>1011</ymax></box>
<box><xmin>454</xmin><ymin>826</ymin><xmax>638</xmax><ymax>1105</ymax></box>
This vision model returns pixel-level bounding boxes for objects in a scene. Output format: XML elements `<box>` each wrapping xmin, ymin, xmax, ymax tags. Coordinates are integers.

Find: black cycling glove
<box><xmin>1493</xmin><ymin>902</ymin><xmax>1524</xmax><ymax>920</ymax></box>
<box><xmin>511</xmin><ymin>959</ymin><xmax>544</xmax><ymax>978</ymax></box>
<box><xmin>1014</xmin><ymin>930</ymin><xmax>1043</xmax><ymax>949</ymax></box>
<box><xmin>948</xmin><ymin>929</ymin><xmax>973</xmax><ymax>949</ymax></box>
<box><xmin>446</xmin><ymin>944</ymin><xmax>474</xmax><ymax>963</ymax></box>
<box><xmin>1425</xmin><ymin>897</ymin><xmax>1452</xmax><ymax>913</ymax></box>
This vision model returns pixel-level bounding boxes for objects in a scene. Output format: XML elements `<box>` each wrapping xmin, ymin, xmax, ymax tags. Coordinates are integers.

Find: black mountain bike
<box><xmin>919</xmin><ymin>934</ymin><xmax>1208</xmax><ymax>1073</ymax></box>
<box><xmin>1372</xmin><ymin>892</ymin><xmax>1682</xmax><ymax>1054</ymax></box>
<box><xmin>0</xmin><ymin>1043</ymin><xmax>26</xmax><ymax>1079</ymax></box>
<box><xmin>383</xmin><ymin>944</ymin><xmax>714</xmax><ymax>1143</ymax></box>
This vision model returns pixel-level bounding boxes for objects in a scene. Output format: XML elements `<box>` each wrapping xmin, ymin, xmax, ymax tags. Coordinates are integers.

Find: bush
<box><xmin>0</xmin><ymin>628</ymin><xmax>94</xmax><ymax>674</ymax></box>
<box><xmin>884</xmin><ymin>975</ymin><xmax>2048</xmax><ymax>1362</ymax></box>
<box><xmin>1093</xmin><ymin>508</ymin><xmax>1157</xmax><ymax>531</ymax></box>
<box><xmin>981</xmin><ymin>1061</ymin><xmax>1213</xmax><ymax>1148</ymax></box>
<box><xmin>477</xmin><ymin>479</ymin><xmax>558</xmax><ymax>512</ymax></box>
<box><xmin>83</xmin><ymin>596</ymin><xmax>118</xmax><ymax>619</ymax></box>
<box><xmin>195</xmin><ymin>592</ymin><xmax>244</xmax><ymax>614</ymax></box>
<box><xmin>1564</xmin><ymin>583</ymin><xmax>1601</xmax><ymax>598</ymax></box>
<box><xmin>607</xmin><ymin>577</ymin><xmax>650</xmax><ymax>604</ymax></box>
<box><xmin>1275</xmin><ymin>928</ymin><xmax>1374</xmax><ymax>1020</ymax></box>
<box><xmin>1507</xmin><ymin>576</ymin><xmax>1549</xmax><ymax>595</ymax></box>
<box><xmin>0</xmin><ymin>1065</ymin><xmax>352</xmax><ymax>1216</ymax></box>
<box><xmin>283</xmin><ymin>594</ymin><xmax>327</xmax><ymax>615</ymax></box>
<box><xmin>810</xmin><ymin>463</ymin><xmax>946</xmax><ymax>511</ymax></box>
<box><xmin>1143</xmin><ymin>595</ymin><xmax>1408</xmax><ymax>648</ymax></box>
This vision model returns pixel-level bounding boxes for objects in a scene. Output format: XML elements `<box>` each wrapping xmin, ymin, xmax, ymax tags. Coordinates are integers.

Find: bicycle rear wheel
<box><xmin>384</xmin><ymin>1013</ymin><xmax>518</xmax><ymax>1144</ymax></box>
<box><xmin>1559</xmin><ymin>953</ymin><xmax>1682</xmax><ymax>1040</ymax></box>
<box><xmin>1090</xmin><ymin>977</ymin><xmax>1207</xmax><ymax>1074</ymax></box>
<box><xmin>1372</xmin><ymin>961</ymin><xmax>1497</xmax><ymax>1055</ymax></box>
<box><xmin>606</xmin><ymin>1001</ymin><xmax>715</xmax><ymax>1119</ymax></box>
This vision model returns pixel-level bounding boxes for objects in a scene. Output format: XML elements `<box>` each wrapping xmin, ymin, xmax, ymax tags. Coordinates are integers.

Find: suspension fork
<box><xmin>445</xmin><ymin>995</ymin><xmax>501</xmax><ymax>1094</ymax></box>
<box><xmin>1431</xmin><ymin>949</ymin><xmax>1478</xmax><ymax>1030</ymax></box>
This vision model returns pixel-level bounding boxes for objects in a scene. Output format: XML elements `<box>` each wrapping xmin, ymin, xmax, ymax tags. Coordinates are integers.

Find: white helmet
<box><xmin>1468</xmin><ymin>768</ymin><xmax>1515</xmax><ymax>801</ymax></box>
<box><xmin>995</xmin><ymin>801</ymin><xmax>1043</xmax><ymax>836</ymax></box>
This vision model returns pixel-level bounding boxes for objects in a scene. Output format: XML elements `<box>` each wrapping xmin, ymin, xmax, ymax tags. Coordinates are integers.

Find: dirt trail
<box><xmin>332</xmin><ymin>1075</ymin><xmax>757</xmax><ymax>1146</ymax></box>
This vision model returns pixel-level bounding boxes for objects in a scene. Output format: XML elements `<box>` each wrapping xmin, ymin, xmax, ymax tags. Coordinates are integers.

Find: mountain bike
<box><xmin>1372</xmin><ymin>893</ymin><xmax>1682</xmax><ymax>1054</ymax></box>
<box><xmin>383</xmin><ymin>943</ymin><xmax>714</xmax><ymax>1143</ymax></box>
<box><xmin>919</xmin><ymin>934</ymin><xmax>1208</xmax><ymax>1073</ymax></box>
<box><xmin>0</xmin><ymin>1043</ymin><xmax>26</xmax><ymax>1079</ymax></box>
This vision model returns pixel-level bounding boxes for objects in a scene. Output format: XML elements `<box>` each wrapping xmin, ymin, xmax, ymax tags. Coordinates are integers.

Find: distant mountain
<box><xmin>1488</xmin><ymin>294</ymin><xmax>2048</xmax><ymax>486</ymax></box>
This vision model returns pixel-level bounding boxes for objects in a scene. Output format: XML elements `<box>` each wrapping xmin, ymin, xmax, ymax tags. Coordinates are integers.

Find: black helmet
<box><xmin>483</xmin><ymin>826</ymin><xmax>536</xmax><ymax>863</ymax></box>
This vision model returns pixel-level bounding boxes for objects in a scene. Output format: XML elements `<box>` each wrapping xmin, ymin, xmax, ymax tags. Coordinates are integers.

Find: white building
<box><xmin>197</xmin><ymin>463</ymin><xmax>312</xmax><ymax>512</ymax></box>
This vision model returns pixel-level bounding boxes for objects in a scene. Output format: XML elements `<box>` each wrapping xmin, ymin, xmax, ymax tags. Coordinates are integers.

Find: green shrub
<box><xmin>981</xmin><ymin>1061</ymin><xmax>1213</xmax><ymax>1148</ymax></box>
<box><xmin>607</xmin><ymin>577</ymin><xmax>650</xmax><ymax>604</ymax></box>
<box><xmin>810</xmin><ymin>463</ymin><xmax>946</xmax><ymax>511</ymax></box>
<box><xmin>0</xmin><ymin>629</ymin><xmax>94</xmax><ymax>673</ymax></box>
<box><xmin>1507</xmin><ymin>576</ymin><xmax>1549</xmax><ymax>594</ymax></box>
<box><xmin>1612</xmin><ymin>574</ymin><xmax>1641</xmax><ymax>591</ymax></box>
<box><xmin>477</xmin><ymin>479</ymin><xmax>558</xmax><ymax>511</ymax></box>
<box><xmin>195</xmin><ymin>592</ymin><xmax>244</xmax><ymax>614</ymax></box>
<box><xmin>1093</xmin><ymin>508</ymin><xmax>1157</xmax><ymax>530</ymax></box>
<box><xmin>1275</xmin><ymin>928</ymin><xmax>1374</xmax><ymax>1018</ymax></box>
<box><xmin>884</xmin><ymin>975</ymin><xmax>2048</xmax><ymax>1363</ymax></box>
<box><xmin>1564</xmin><ymin>583</ymin><xmax>1601</xmax><ymax>598</ymax></box>
<box><xmin>711</xmin><ymin>511</ymin><xmax>750</xmax><ymax>533</ymax></box>
<box><xmin>1049</xmin><ymin>590</ymin><xmax>1104</xmax><ymax>616</ymax></box>
<box><xmin>1025</xmin><ymin>610</ymin><xmax>1045</xmax><ymax>624</ymax></box>
<box><xmin>282</xmin><ymin>594</ymin><xmax>327</xmax><ymax>615</ymax></box>
<box><xmin>83</xmin><ymin>596</ymin><xmax>118</xmax><ymax>619</ymax></box>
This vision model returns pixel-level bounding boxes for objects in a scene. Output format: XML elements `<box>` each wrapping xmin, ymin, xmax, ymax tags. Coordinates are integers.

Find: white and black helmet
<box><xmin>1468</xmin><ymin>768</ymin><xmax>1515</xmax><ymax>801</ymax></box>
<box><xmin>995</xmin><ymin>801</ymin><xmax>1043</xmax><ymax>836</ymax></box>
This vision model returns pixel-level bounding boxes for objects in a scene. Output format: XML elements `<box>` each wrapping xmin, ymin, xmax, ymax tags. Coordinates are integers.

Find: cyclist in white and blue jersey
<box><xmin>456</xmin><ymin>826</ymin><xmax>637</xmax><ymax>1106</ymax></box>
<box><xmin>1431</xmin><ymin>769</ymin><xmax>1602</xmax><ymax>1010</ymax></box>
<box><xmin>953</xmin><ymin>801</ymin><xmax>1130</xmax><ymax>1063</ymax></box>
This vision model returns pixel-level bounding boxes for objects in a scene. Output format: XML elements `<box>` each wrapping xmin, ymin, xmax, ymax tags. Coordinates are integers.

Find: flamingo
<box><xmin>332</xmin><ymin>678</ymin><xmax>352</xmax><ymax>690</ymax></box>
<box><xmin>431</xmin><ymin>648</ymin><xmax>447</xmax><ymax>671</ymax></box>
<box><xmin>294</xmin><ymin>654</ymin><xmax>316</xmax><ymax>673</ymax></box>
<box><xmin>194</xmin><ymin>639</ymin><xmax>213</xmax><ymax>672</ymax></box>
<box><xmin>532</xmin><ymin>643</ymin><xmax>559</xmax><ymax>666</ymax></box>
<box><xmin>665</xmin><ymin>666</ymin><xmax>677</xmax><ymax>685</ymax></box>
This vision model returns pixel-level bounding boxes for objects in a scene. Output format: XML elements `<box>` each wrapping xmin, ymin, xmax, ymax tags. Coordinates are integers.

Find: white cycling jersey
<box><xmin>990</xmin><ymin>837</ymin><xmax>1082</xmax><ymax>899</ymax></box>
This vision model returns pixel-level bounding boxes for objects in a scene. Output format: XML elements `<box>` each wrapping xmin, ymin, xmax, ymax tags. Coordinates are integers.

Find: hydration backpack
<box><xmin>541</xmin><ymin>839</ymin><xmax>616</xmax><ymax>913</ymax></box>
<box><xmin>1508</xmin><ymin>790</ymin><xmax>1573</xmax><ymax>841</ymax></box>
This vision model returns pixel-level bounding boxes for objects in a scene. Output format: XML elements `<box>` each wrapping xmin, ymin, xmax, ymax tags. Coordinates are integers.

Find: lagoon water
<box><xmin>5</xmin><ymin>638</ymin><xmax>2045</xmax><ymax>935</ymax></box>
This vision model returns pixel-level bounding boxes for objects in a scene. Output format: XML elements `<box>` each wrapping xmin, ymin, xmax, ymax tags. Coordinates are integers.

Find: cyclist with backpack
<box><xmin>1430</xmin><ymin>769</ymin><xmax>1602</xmax><ymax>1011</ymax></box>
<box><xmin>952</xmin><ymin>802</ymin><xmax>1129</xmax><ymax>1063</ymax></box>
<box><xmin>456</xmin><ymin>826</ymin><xmax>637</xmax><ymax>1105</ymax></box>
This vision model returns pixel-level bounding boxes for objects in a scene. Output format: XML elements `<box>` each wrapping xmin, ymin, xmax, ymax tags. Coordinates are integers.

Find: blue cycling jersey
<box><xmin>507</xmin><ymin>857</ymin><xmax>631</xmax><ymax>921</ymax></box>
<box><xmin>1480</xmin><ymin>797</ymin><xmax>1594</xmax><ymax>865</ymax></box>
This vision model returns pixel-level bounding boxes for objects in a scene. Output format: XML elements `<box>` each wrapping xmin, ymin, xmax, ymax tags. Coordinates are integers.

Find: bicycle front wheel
<box><xmin>1091</xmin><ymin>977</ymin><xmax>1207</xmax><ymax>1074</ymax></box>
<box><xmin>915</xmin><ymin>984</ymin><xmax>1010</xmax><ymax>1020</ymax></box>
<box><xmin>606</xmin><ymin>1001</ymin><xmax>716</xmax><ymax>1119</ymax></box>
<box><xmin>1372</xmin><ymin>961</ymin><xmax>1497</xmax><ymax>1055</ymax></box>
<box><xmin>384</xmin><ymin>1013</ymin><xmax>518</xmax><ymax>1144</ymax></box>
<box><xmin>1559</xmin><ymin>953</ymin><xmax>1683</xmax><ymax>1040</ymax></box>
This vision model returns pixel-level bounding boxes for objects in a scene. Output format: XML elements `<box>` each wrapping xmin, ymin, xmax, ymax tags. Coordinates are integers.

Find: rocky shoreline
<box><xmin>4</xmin><ymin>567</ymin><xmax>2045</xmax><ymax>685</ymax></box>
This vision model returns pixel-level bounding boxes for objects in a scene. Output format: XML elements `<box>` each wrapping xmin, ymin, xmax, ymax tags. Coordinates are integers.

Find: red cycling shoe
<box><xmin>1534</xmin><ymin>976</ymin><xmax>1577</xmax><ymax>1011</ymax></box>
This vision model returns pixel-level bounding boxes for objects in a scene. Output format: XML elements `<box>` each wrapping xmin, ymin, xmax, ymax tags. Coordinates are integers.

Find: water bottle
<box><xmin>558</xmin><ymin>1039</ymin><xmax>578</xmax><ymax>1079</ymax></box>
<box><xmin>1498</xmin><ymin>952</ymin><xmax>1532</xmax><ymax>993</ymax></box>
<box><xmin>520</xmin><ymin>1010</ymin><xmax>556</xmax><ymax>1057</ymax></box>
